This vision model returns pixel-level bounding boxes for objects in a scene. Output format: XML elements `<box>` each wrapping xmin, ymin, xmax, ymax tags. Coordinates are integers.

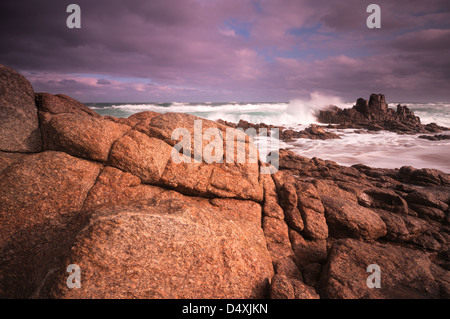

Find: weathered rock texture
<box><xmin>0</xmin><ymin>65</ymin><xmax>272</xmax><ymax>299</ymax></box>
<box><xmin>0</xmin><ymin>65</ymin><xmax>42</xmax><ymax>152</ymax></box>
<box><xmin>0</xmin><ymin>65</ymin><xmax>449</xmax><ymax>299</ymax></box>
<box><xmin>274</xmin><ymin>149</ymin><xmax>450</xmax><ymax>298</ymax></box>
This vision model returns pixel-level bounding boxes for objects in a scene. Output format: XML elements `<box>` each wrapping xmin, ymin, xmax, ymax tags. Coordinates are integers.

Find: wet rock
<box><xmin>282</xmin><ymin>124</ymin><xmax>341</xmax><ymax>141</ymax></box>
<box><xmin>398</xmin><ymin>166</ymin><xmax>450</xmax><ymax>186</ymax></box>
<box><xmin>357</xmin><ymin>188</ymin><xmax>409</xmax><ymax>214</ymax></box>
<box><xmin>418</xmin><ymin>134</ymin><xmax>450</xmax><ymax>141</ymax></box>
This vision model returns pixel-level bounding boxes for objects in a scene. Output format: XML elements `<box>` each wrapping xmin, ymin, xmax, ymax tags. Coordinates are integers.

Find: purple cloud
<box><xmin>1</xmin><ymin>0</ymin><xmax>449</xmax><ymax>102</ymax></box>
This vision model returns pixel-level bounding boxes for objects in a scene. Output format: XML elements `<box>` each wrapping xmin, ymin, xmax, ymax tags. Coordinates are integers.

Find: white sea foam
<box><xmin>289</xmin><ymin>129</ymin><xmax>450</xmax><ymax>173</ymax></box>
<box><xmin>87</xmin><ymin>97</ymin><xmax>450</xmax><ymax>173</ymax></box>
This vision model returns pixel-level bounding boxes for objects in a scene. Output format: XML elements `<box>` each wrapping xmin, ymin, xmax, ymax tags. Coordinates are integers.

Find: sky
<box><xmin>1</xmin><ymin>0</ymin><xmax>450</xmax><ymax>103</ymax></box>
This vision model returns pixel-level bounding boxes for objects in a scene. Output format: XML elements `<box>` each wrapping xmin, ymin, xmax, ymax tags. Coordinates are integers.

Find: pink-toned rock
<box><xmin>115</xmin><ymin>112</ymin><xmax>265</xmax><ymax>201</ymax></box>
<box><xmin>270</xmin><ymin>274</ymin><xmax>295</xmax><ymax>299</ymax></box>
<box><xmin>295</xmin><ymin>181</ymin><xmax>322</xmax><ymax>201</ymax></box>
<box><xmin>40</xmin><ymin>197</ymin><xmax>273</xmax><ymax>299</ymax></box>
<box><xmin>373</xmin><ymin>209</ymin><xmax>411</xmax><ymax>241</ymax></box>
<box><xmin>108</xmin><ymin>130</ymin><xmax>173</xmax><ymax>184</ymax></box>
<box><xmin>296</xmin><ymin>182</ymin><xmax>328</xmax><ymax>239</ymax></box>
<box><xmin>289</xmin><ymin>229</ymin><xmax>328</xmax><ymax>268</ymax></box>
<box><xmin>279</xmin><ymin>182</ymin><xmax>298</xmax><ymax>208</ymax></box>
<box><xmin>273</xmin><ymin>257</ymin><xmax>303</xmax><ymax>280</ymax></box>
<box><xmin>299</xmin><ymin>207</ymin><xmax>328</xmax><ymax>239</ymax></box>
<box><xmin>35</xmin><ymin>93</ymin><xmax>100</xmax><ymax>118</ymax></box>
<box><xmin>160</xmin><ymin>160</ymin><xmax>263</xmax><ymax>201</ymax></box>
<box><xmin>0</xmin><ymin>65</ymin><xmax>42</xmax><ymax>152</ymax></box>
<box><xmin>105</xmin><ymin>111</ymin><xmax>162</xmax><ymax>128</ymax></box>
<box><xmin>31</xmin><ymin>165</ymin><xmax>273</xmax><ymax>299</ymax></box>
<box><xmin>260</xmin><ymin>172</ymin><xmax>284</xmax><ymax>218</ymax></box>
<box><xmin>270</xmin><ymin>274</ymin><xmax>319</xmax><ymax>299</ymax></box>
<box><xmin>0</xmin><ymin>151</ymin><xmax>26</xmax><ymax>174</ymax></box>
<box><xmin>41</xmin><ymin>113</ymin><xmax>130</xmax><ymax>162</ymax></box>
<box><xmin>263</xmin><ymin>199</ymin><xmax>285</xmax><ymax>220</ymax></box>
<box><xmin>321</xmin><ymin>196</ymin><xmax>387</xmax><ymax>240</ymax></box>
<box><xmin>284</xmin><ymin>206</ymin><xmax>304</xmax><ymax>232</ymax></box>
<box><xmin>0</xmin><ymin>151</ymin><xmax>101</xmax><ymax>298</ymax></box>
<box><xmin>262</xmin><ymin>216</ymin><xmax>295</xmax><ymax>263</ymax></box>
<box><xmin>129</xmin><ymin>111</ymin><xmax>166</xmax><ymax>129</ymax></box>
<box><xmin>209</xmin><ymin>197</ymin><xmax>262</xmax><ymax>225</ymax></box>
<box><xmin>143</xmin><ymin>112</ymin><xmax>256</xmax><ymax>164</ymax></box>
<box><xmin>314</xmin><ymin>179</ymin><xmax>357</xmax><ymax>202</ymax></box>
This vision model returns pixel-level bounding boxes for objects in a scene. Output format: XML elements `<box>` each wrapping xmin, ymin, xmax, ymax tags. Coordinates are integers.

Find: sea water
<box><xmin>86</xmin><ymin>98</ymin><xmax>450</xmax><ymax>173</ymax></box>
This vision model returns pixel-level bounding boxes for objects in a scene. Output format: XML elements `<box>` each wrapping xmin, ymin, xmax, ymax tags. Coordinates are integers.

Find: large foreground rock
<box><xmin>38</xmin><ymin>99</ymin><xmax>263</xmax><ymax>201</ymax></box>
<box><xmin>37</xmin><ymin>167</ymin><xmax>273</xmax><ymax>298</ymax></box>
<box><xmin>0</xmin><ymin>151</ymin><xmax>101</xmax><ymax>298</ymax></box>
<box><xmin>0</xmin><ymin>65</ymin><xmax>42</xmax><ymax>152</ymax></box>
<box><xmin>41</xmin><ymin>112</ymin><xmax>130</xmax><ymax>162</ymax></box>
<box><xmin>42</xmin><ymin>201</ymin><xmax>273</xmax><ymax>298</ymax></box>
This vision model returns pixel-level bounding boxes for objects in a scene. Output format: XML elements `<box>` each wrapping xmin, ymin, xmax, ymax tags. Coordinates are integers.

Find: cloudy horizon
<box><xmin>1</xmin><ymin>0</ymin><xmax>450</xmax><ymax>103</ymax></box>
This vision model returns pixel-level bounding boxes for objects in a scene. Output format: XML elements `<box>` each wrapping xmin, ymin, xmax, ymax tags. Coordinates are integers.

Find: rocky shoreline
<box><xmin>0</xmin><ymin>64</ymin><xmax>449</xmax><ymax>299</ymax></box>
<box><xmin>318</xmin><ymin>93</ymin><xmax>449</xmax><ymax>136</ymax></box>
<box><xmin>218</xmin><ymin>94</ymin><xmax>450</xmax><ymax>142</ymax></box>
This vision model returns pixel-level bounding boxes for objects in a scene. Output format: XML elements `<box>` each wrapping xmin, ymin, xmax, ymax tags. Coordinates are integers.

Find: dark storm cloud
<box><xmin>1</xmin><ymin>0</ymin><xmax>449</xmax><ymax>102</ymax></box>
<box><xmin>96</xmin><ymin>79</ymin><xmax>111</xmax><ymax>85</ymax></box>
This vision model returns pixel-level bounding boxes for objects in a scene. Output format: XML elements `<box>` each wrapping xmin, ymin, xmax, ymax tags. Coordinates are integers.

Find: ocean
<box><xmin>86</xmin><ymin>99</ymin><xmax>450</xmax><ymax>173</ymax></box>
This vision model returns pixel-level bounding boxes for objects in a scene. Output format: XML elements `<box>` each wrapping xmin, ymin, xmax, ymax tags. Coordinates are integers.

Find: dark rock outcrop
<box><xmin>217</xmin><ymin>119</ymin><xmax>340</xmax><ymax>141</ymax></box>
<box><xmin>281</xmin><ymin>124</ymin><xmax>341</xmax><ymax>142</ymax></box>
<box><xmin>318</xmin><ymin>94</ymin><xmax>449</xmax><ymax>134</ymax></box>
<box><xmin>418</xmin><ymin>134</ymin><xmax>450</xmax><ymax>141</ymax></box>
